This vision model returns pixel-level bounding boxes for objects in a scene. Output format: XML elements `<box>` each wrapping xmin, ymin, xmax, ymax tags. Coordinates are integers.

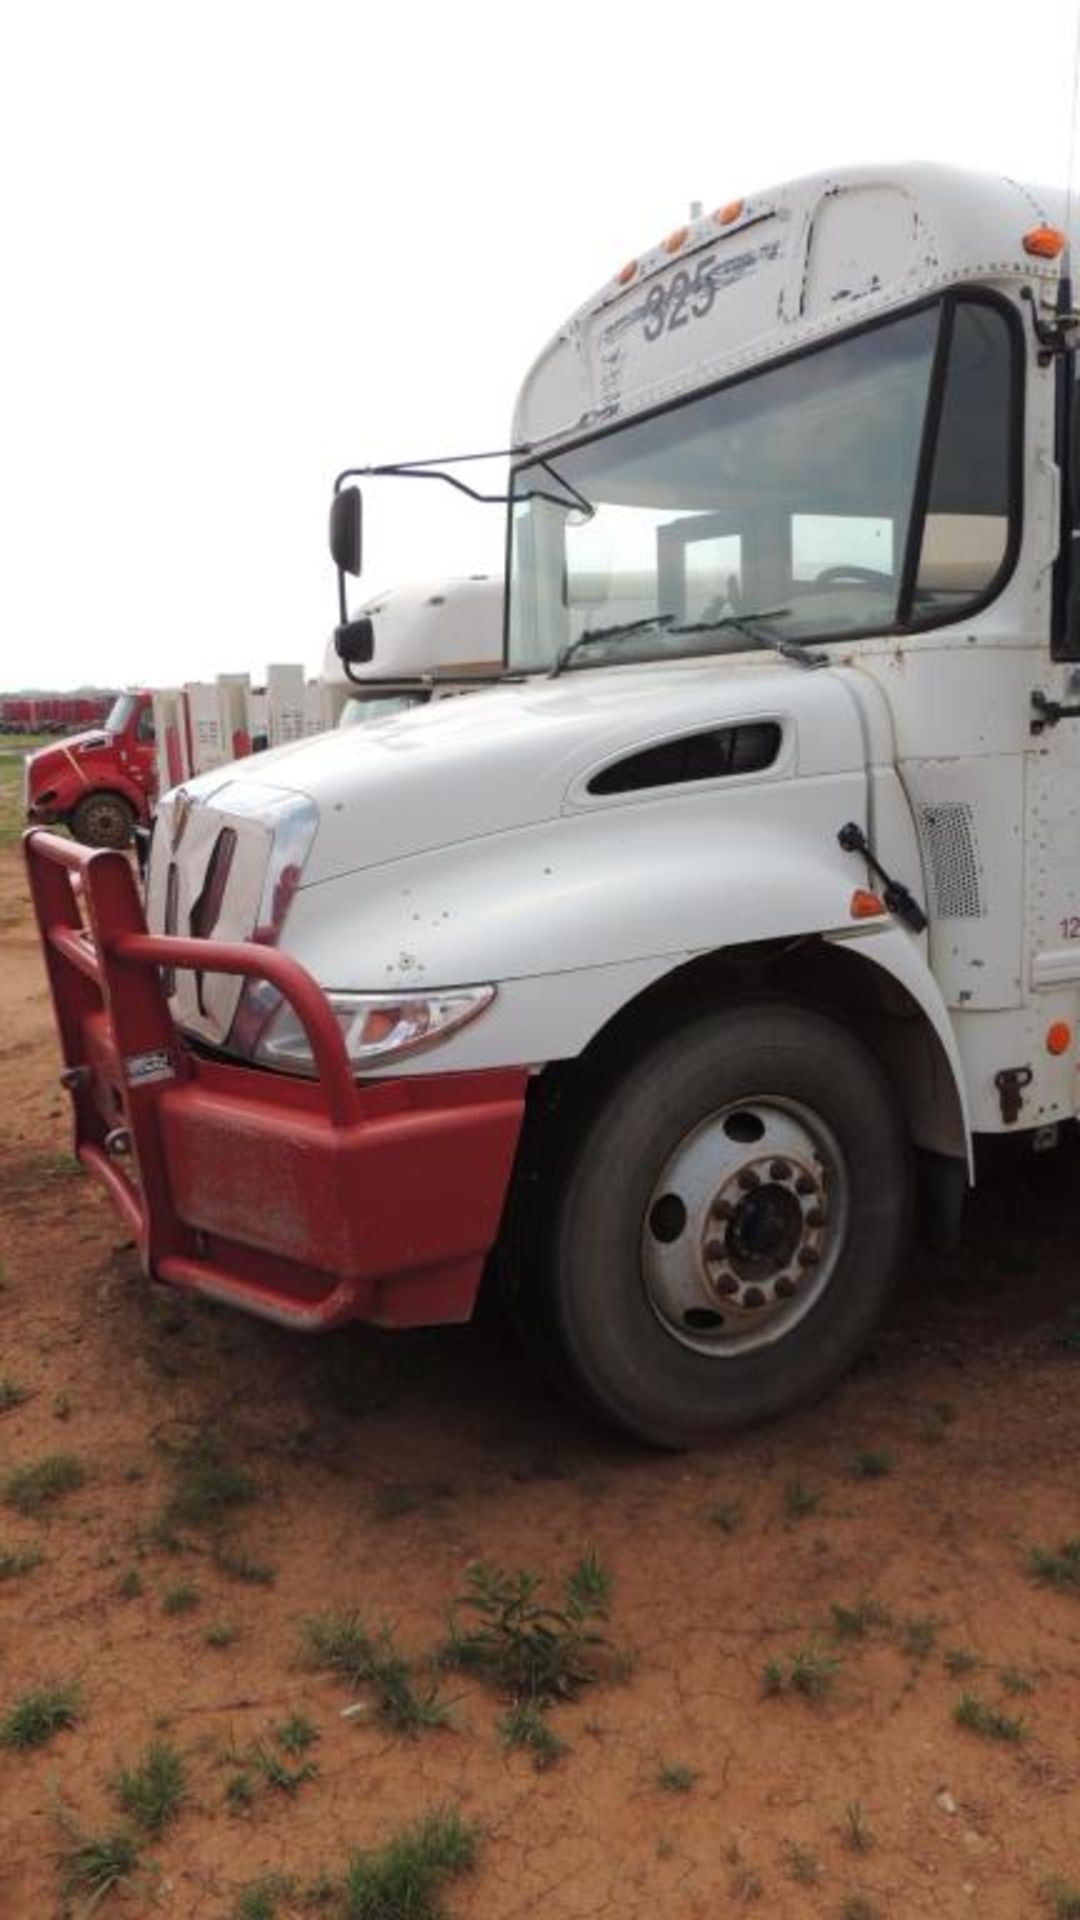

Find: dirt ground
<box><xmin>4</xmin><ymin>836</ymin><xmax>1080</xmax><ymax>1920</ymax></box>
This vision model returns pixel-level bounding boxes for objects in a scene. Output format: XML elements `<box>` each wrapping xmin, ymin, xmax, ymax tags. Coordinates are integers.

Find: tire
<box><xmin>550</xmin><ymin>1001</ymin><xmax>911</xmax><ymax>1447</ymax></box>
<box><xmin>70</xmin><ymin>792</ymin><xmax>135</xmax><ymax>849</ymax></box>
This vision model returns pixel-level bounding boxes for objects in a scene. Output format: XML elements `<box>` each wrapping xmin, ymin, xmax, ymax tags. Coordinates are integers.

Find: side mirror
<box><xmin>330</xmin><ymin>486</ymin><xmax>362</xmax><ymax>576</ymax></box>
<box><xmin>334</xmin><ymin>616</ymin><xmax>375</xmax><ymax>673</ymax></box>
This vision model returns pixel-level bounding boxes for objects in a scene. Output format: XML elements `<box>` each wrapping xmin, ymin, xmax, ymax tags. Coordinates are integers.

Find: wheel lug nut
<box><xmin>714</xmin><ymin>1275</ymin><xmax>740</xmax><ymax>1296</ymax></box>
<box><xmin>704</xmin><ymin>1239</ymin><xmax>726</xmax><ymax>1263</ymax></box>
<box><xmin>769</xmin><ymin>1159</ymin><xmax>791</xmax><ymax>1180</ymax></box>
<box><xmin>806</xmin><ymin>1207</ymin><xmax>825</xmax><ymax>1228</ymax></box>
<box><xmin>775</xmin><ymin>1275</ymin><xmax>799</xmax><ymax>1298</ymax></box>
<box><xmin>711</xmin><ymin>1199</ymin><xmax>734</xmax><ymax>1221</ymax></box>
<box><xmin>798</xmin><ymin>1246</ymin><xmax>820</xmax><ymax>1267</ymax></box>
<box><xmin>742</xmin><ymin>1285</ymin><xmax>766</xmax><ymax>1309</ymax></box>
<box><xmin>737</xmin><ymin>1167</ymin><xmax>760</xmax><ymax>1190</ymax></box>
<box><xmin>795</xmin><ymin>1174</ymin><xmax>815</xmax><ymax>1195</ymax></box>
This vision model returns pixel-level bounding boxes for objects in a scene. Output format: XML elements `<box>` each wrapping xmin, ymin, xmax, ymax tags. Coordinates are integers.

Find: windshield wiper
<box><xmin>668</xmin><ymin>609</ymin><xmax>828</xmax><ymax>669</ymax></box>
<box><xmin>550</xmin><ymin>614</ymin><xmax>676</xmax><ymax>677</ymax></box>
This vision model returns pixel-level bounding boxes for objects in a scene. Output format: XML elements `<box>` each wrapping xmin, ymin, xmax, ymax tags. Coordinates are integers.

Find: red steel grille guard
<box><xmin>23</xmin><ymin>830</ymin><xmax>526</xmax><ymax>1330</ymax></box>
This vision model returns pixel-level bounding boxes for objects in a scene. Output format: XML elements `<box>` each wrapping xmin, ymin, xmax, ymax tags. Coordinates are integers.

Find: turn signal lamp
<box><xmin>849</xmin><ymin>889</ymin><xmax>886</xmax><ymax>920</ymax></box>
<box><xmin>1046</xmin><ymin>1021</ymin><xmax>1072</xmax><ymax>1056</ymax></box>
<box><xmin>1023</xmin><ymin>225</ymin><xmax>1066</xmax><ymax>259</ymax></box>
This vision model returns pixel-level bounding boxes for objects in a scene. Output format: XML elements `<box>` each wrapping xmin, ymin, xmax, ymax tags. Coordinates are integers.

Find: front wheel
<box><xmin>550</xmin><ymin>1002</ymin><xmax>911</xmax><ymax>1446</ymax></box>
<box><xmin>70</xmin><ymin>791</ymin><xmax>135</xmax><ymax>849</ymax></box>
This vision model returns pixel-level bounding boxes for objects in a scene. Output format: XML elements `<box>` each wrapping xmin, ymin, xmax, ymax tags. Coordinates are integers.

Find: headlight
<box><xmin>254</xmin><ymin>984</ymin><xmax>496</xmax><ymax>1075</ymax></box>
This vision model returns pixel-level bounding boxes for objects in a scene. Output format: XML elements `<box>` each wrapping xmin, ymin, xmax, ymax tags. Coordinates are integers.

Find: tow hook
<box><xmin>994</xmin><ymin>1066</ymin><xmax>1032</xmax><ymax>1126</ymax></box>
<box><xmin>104</xmin><ymin>1127</ymin><xmax>132</xmax><ymax>1157</ymax></box>
<box><xmin>836</xmin><ymin>823</ymin><xmax>928</xmax><ymax>934</ymax></box>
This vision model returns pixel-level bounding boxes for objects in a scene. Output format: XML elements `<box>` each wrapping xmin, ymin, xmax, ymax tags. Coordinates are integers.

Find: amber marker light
<box><xmin>1046</xmin><ymin>1021</ymin><xmax>1072</xmax><ymax>1056</ymax></box>
<box><xmin>713</xmin><ymin>199</ymin><xmax>744</xmax><ymax>226</ymax></box>
<box><xmin>849</xmin><ymin>889</ymin><xmax>887</xmax><ymax>919</ymax></box>
<box><xmin>1023</xmin><ymin>225</ymin><xmax>1067</xmax><ymax>259</ymax></box>
<box><xmin>663</xmin><ymin>226</ymin><xmax>689</xmax><ymax>253</ymax></box>
<box><xmin>617</xmin><ymin>260</ymin><xmax>638</xmax><ymax>285</ymax></box>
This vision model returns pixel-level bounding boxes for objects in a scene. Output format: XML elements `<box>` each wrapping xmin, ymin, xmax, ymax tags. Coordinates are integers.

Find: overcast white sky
<box><xmin>3</xmin><ymin>0</ymin><xmax>1080</xmax><ymax>691</ymax></box>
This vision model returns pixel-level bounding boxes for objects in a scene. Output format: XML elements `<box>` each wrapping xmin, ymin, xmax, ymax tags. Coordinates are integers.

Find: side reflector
<box><xmin>1023</xmin><ymin>225</ymin><xmax>1066</xmax><ymax>259</ymax></box>
<box><xmin>1046</xmin><ymin>1021</ymin><xmax>1072</xmax><ymax>1056</ymax></box>
<box><xmin>713</xmin><ymin>199</ymin><xmax>744</xmax><ymax>227</ymax></box>
<box><xmin>849</xmin><ymin>889</ymin><xmax>887</xmax><ymax>920</ymax></box>
<box><xmin>663</xmin><ymin>226</ymin><xmax>689</xmax><ymax>253</ymax></box>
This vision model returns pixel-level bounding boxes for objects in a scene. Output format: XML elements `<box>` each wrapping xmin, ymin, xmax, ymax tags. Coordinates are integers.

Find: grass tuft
<box><xmin>782</xmin><ymin>1840</ymin><xmax>820</xmax><ymax>1885</ymax></box>
<box><xmin>274</xmin><ymin>1713</ymin><xmax>319</xmax><ymax>1756</ymax></box>
<box><xmin>0</xmin><ymin>1376</ymin><xmax>29</xmax><ymax>1412</ymax></box>
<box><xmin>112</xmin><ymin>1739</ymin><xmax>186</xmax><ymax>1836</ymax></box>
<box><xmin>1028</xmin><ymin>1540</ymin><xmax>1080</xmax><ymax>1592</ymax></box>
<box><xmin>762</xmin><ymin>1645</ymin><xmax>839</xmax><ymax>1701</ymax></box>
<box><xmin>830</xmin><ymin>1600</ymin><xmax>889</xmax><ymax>1642</ymax></box>
<box><xmin>498</xmin><ymin>1703</ymin><xmax>567</xmax><ymax>1770</ymax></box>
<box><xmin>162</xmin><ymin>1580</ymin><xmax>200</xmax><ymax>1615</ymax></box>
<box><xmin>233</xmin><ymin>1875</ymin><xmax>296</xmax><ymax>1920</ymax></box>
<box><xmin>783</xmin><ymin>1479</ymin><xmax>822</xmax><ymax>1519</ymax></box>
<box><xmin>850</xmin><ymin>1449</ymin><xmax>892</xmax><ymax>1479</ymax></box>
<box><xmin>656</xmin><ymin>1761</ymin><xmax>698</xmax><ymax>1793</ymax></box>
<box><xmin>3</xmin><ymin>1453</ymin><xmax>84</xmax><ymax>1516</ymax></box>
<box><xmin>953</xmin><ymin>1693</ymin><xmax>1025</xmax><ymax>1743</ymax></box>
<box><xmin>1044</xmin><ymin>1880</ymin><xmax>1080</xmax><ymax>1919</ymax></box>
<box><xmin>57</xmin><ymin>1826</ymin><xmax>140</xmax><ymax>1906</ymax></box>
<box><xmin>0</xmin><ymin>1682</ymin><xmax>80</xmax><ymax>1750</ymax></box>
<box><xmin>160</xmin><ymin>1430</ymin><xmax>255</xmax><ymax>1531</ymax></box>
<box><xmin>341</xmin><ymin>1806</ymin><xmax>477</xmax><ymax>1920</ymax></box>
<box><xmin>301</xmin><ymin>1612</ymin><xmax>449</xmax><ymax>1735</ymax></box>
<box><xmin>0</xmin><ymin>1546</ymin><xmax>44</xmax><ymax>1581</ymax></box>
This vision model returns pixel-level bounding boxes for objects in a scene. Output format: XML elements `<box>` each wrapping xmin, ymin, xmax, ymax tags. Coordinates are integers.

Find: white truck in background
<box><xmin>325</xmin><ymin>574</ymin><xmax>503</xmax><ymax>727</ymax></box>
<box><xmin>29</xmin><ymin>162</ymin><xmax>1080</xmax><ymax>1445</ymax></box>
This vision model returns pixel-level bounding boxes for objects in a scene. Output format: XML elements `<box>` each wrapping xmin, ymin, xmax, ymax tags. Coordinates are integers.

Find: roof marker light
<box><xmin>617</xmin><ymin>259</ymin><xmax>638</xmax><ymax>285</ymax></box>
<box><xmin>663</xmin><ymin>226</ymin><xmax>689</xmax><ymax>254</ymax></box>
<box><xmin>713</xmin><ymin>199</ymin><xmax>744</xmax><ymax>227</ymax></box>
<box><xmin>1023</xmin><ymin>225</ymin><xmax>1067</xmax><ymax>259</ymax></box>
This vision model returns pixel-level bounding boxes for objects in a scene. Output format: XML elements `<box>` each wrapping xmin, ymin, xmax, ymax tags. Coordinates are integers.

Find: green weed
<box><xmin>160</xmin><ymin>1430</ymin><xmax>255</xmax><ymax>1530</ymax></box>
<box><xmin>340</xmin><ymin>1806</ymin><xmax>477</xmax><ymax>1920</ymax></box>
<box><xmin>112</xmin><ymin>1739</ymin><xmax>186</xmax><ymax>1836</ymax></box>
<box><xmin>3</xmin><ymin>1453</ymin><xmax>84</xmax><ymax>1515</ymax></box>
<box><xmin>656</xmin><ymin>1761</ymin><xmax>698</xmax><ymax>1792</ymax></box>
<box><xmin>1029</xmin><ymin>1540</ymin><xmax>1080</xmax><ymax>1592</ymax></box>
<box><xmin>0</xmin><ymin>1376</ymin><xmax>29</xmax><ymax>1412</ymax></box>
<box><xmin>498</xmin><ymin>1703</ymin><xmax>567</xmax><ymax>1771</ymax></box>
<box><xmin>953</xmin><ymin>1693</ymin><xmax>1025</xmax><ymax>1743</ymax></box>
<box><xmin>162</xmin><ymin>1580</ymin><xmax>200</xmax><ymax>1615</ymax></box>
<box><xmin>440</xmin><ymin>1556</ymin><xmax>613</xmax><ymax>1704</ymax></box>
<box><xmin>57</xmin><ymin>1826</ymin><xmax>141</xmax><ymax>1906</ymax></box>
<box><xmin>784</xmin><ymin>1479</ymin><xmax>822</xmax><ymax>1519</ymax></box>
<box><xmin>0</xmin><ymin>1546</ymin><xmax>44</xmax><ymax>1581</ymax></box>
<box><xmin>830</xmin><ymin>1600</ymin><xmax>889</xmax><ymax>1642</ymax></box>
<box><xmin>850</xmin><ymin>1449</ymin><xmax>892</xmax><ymax>1479</ymax></box>
<box><xmin>0</xmin><ymin>1682</ymin><xmax>80</xmax><ymax>1750</ymax></box>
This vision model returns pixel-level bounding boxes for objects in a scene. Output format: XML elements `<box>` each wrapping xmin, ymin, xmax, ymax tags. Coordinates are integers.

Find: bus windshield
<box><xmin>508</xmin><ymin>297</ymin><xmax>1015</xmax><ymax>674</ymax></box>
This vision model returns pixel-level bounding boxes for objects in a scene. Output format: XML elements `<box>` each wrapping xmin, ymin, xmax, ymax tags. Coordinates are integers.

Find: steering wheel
<box><xmin>812</xmin><ymin>566</ymin><xmax>893</xmax><ymax>588</ymax></box>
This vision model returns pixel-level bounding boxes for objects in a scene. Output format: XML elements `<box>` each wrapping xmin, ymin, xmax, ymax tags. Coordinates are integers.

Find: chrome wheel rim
<box><xmin>640</xmin><ymin>1096</ymin><xmax>849</xmax><ymax>1356</ymax></box>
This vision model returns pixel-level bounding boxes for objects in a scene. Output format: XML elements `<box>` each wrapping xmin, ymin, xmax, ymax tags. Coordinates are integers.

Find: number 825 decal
<box><xmin>642</xmin><ymin>257</ymin><xmax>717</xmax><ymax>342</ymax></box>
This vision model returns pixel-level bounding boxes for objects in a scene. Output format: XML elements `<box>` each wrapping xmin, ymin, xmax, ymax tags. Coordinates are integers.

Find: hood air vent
<box><xmin>587</xmin><ymin>723</ymin><xmax>781</xmax><ymax>796</ymax></box>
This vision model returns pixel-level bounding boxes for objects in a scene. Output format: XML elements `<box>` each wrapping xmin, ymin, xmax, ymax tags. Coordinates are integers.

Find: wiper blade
<box><xmin>550</xmin><ymin>614</ymin><xmax>676</xmax><ymax>677</ymax></box>
<box><xmin>668</xmin><ymin>609</ymin><xmax>828</xmax><ymax>669</ymax></box>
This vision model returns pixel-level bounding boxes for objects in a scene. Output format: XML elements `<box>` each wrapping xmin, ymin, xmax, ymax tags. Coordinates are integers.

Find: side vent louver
<box><xmin>916</xmin><ymin>801</ymin><xmax>985</xmax><ymax>919</ymax></box>
<box><xmin>588</xmin><ymin>723</ymin><xmax>781</xmax><ymax>796</ymax></box>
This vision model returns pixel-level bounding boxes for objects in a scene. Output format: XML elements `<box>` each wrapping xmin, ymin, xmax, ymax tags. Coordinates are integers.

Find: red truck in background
<box><xmin>24</xmin><ymin>690</ymin><xmax>156</xmax><ymax>847</ymax></box>
<box><xmin>0</xmin><ymin>693</ymin><xmax>113</xmax><ymax>735</ymax></box>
